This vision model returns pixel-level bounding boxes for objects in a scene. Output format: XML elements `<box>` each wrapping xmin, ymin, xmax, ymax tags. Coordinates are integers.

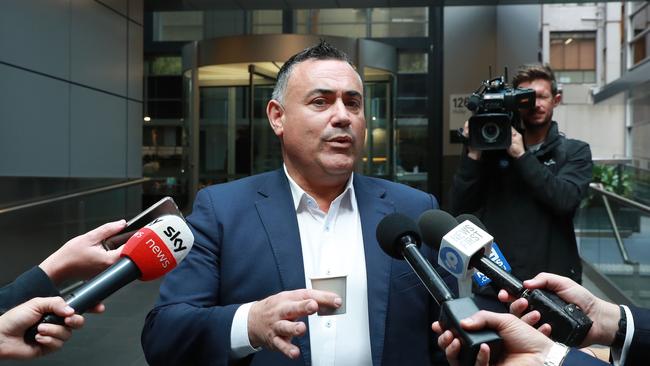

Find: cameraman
<box><xmin>449</xmin><ymin>64</ymin><xmax>592</xmax><ymax>284</ymax></box>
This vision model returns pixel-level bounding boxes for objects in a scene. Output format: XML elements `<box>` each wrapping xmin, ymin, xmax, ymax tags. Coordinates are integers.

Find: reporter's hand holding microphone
<box><xmin>420</xmin><ymin>209</ymin><xmax>605</xmax><ymax>366</ymax></box>
<box><xmin>24</xmin><ymin>215</ymin><xmax>194</xmax><ymax>343</ymax></box>
<box><xmin>434</xmin><ymin>272</ymin><xmax>620</xmax><ymax>366</ymax></box>
<box><xmin>499</xmin><ymin>272</ymin><xmax>621</xmax><ymax>349</ymax></box>
<box><xmin>0</xmin><ymin>213</ymin><xmax>193</xmax><ymax>360</ymax></box>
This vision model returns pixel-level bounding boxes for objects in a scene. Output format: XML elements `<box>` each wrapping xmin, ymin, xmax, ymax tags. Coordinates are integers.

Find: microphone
<box><xmin>455</xmin><ymin>214</ymin><xmax>512</xmax><ymax>289</ymax></box>
<box><xmin>376</xmin><ymin>213</ymin><xmax>502</xmax><ymax>366</ymax></box>
<box><xmin>418</xmin><ymin>210</ymin><xmax>592</xmax><ymax>347</ymax></box>
<box><xmin>419</xmin><ymin>210</ymin><xmax>494</xmax><ymax>297</ymax></box>
<box><xmin>25</xmin><ymin>215</ymin><xmax>194</xmax><ymax>342</ymax></box>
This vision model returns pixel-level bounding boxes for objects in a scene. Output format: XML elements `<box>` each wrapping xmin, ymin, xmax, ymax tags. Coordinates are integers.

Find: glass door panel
<box><xmin>198</xmin><ymin>86</ymin><xmax>249</xmax><ymax>187</ymax></box>
<box><xmin>363</xmin><ymin>67</ymin><xmax>394</xmax><ymax>180</ymax></box>
<box><xmin>251</xmin><ymin>83</ymin><xmax>281</xmax><ymax>174</ymax></box>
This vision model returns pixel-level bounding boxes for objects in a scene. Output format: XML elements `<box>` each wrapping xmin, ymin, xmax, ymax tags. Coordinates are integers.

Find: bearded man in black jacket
<box><xmin>449</xmin><ymin>64</ymin><xmax>592</xmax><ymax>284</ymax></box>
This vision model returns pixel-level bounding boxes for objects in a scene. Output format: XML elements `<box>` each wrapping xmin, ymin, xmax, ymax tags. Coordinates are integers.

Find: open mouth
<box><xmin>329</xmin><ymin>136</ymin><xmax>353</xmax><ymax>144</ymax></box>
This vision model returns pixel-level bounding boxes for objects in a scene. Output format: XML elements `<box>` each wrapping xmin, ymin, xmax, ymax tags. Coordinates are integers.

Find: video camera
<box><xmin>465</xmin><ymin>72</ymin><xmax>535</xmax><ymax>150</ymax></box>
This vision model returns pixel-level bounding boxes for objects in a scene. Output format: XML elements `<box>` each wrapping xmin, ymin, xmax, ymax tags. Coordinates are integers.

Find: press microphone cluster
<box><xmin>25</xmin><ymin>215</ymin><xmax>194</xmax><ymax>342</ymax></box>
<box><xmin>418</xmin><ymin>209</ymin><xmax>592</xmax><ymax>347</ymax></box>
<box><xmin>376</xmin><ymin>213</ymin><xmax>502</xmax><ymax>366</ymax></box>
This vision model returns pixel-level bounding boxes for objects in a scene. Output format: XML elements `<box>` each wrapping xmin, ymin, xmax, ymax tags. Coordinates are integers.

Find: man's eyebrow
<box><xmin>305</xmin><ymin>89</ymin><xmax>363</xmax><ymax>98</ymax></box>
<box><xmin>345</xmin><ymin>90</ymin><xmax>362</xmax><ymax>98</ymax></box>
<box><xmin>306</xmin><ymin>88</ymin><xmax>334</xmax><ymax>98</ymax></box>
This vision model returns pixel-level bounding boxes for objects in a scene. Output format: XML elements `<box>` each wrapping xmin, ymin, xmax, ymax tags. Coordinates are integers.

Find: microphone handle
<box><xmin>472</xmin><ymin>256</ymin><xmax>593</xmax><ymax>347</ymax></box>
<box><xmin>400</xmin><ymin>239</ymin><xmax>503</xmax><ymax>364</ymax></box>
<box><xmin>472</xmin><ymin>256</ymin><xmax>525</xmax><ymax>295</ymax></box>
<box><xmin>400</xmin><ymin>236</ymin><xmax>454</xmax><ymax>304</ymax></box>
<box><xmin>439</xmin><ymin>297</ymin><xmax>503</xmax><ymax>366</ymax></box>
<box><xmin>24</xmin><ymin>258</ymin><xmax>141</xmax><ymax>343</ymax></box>
<box><xmin>523</xmin><ymin>289</ymin><xmax>593</xmax><ymax>347</ymax></box>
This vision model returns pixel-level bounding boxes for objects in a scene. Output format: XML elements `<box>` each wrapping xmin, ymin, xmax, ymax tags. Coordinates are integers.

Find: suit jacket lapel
<box><xmin>255</xmin><ymin>169</ymin><xmax>312</xmax><ymax>365</ymax></box>
<box><xmin>354</xmin><ymin>174</ymin><xmax>394</xmax><ymax>366</ymax></box>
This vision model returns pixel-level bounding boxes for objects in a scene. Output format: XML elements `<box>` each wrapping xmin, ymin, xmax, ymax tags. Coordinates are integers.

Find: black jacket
<box><xmin>449</xmin><ymin>121</ymin><xmax>592</xmax><ymax>282</ymax></box>
<box><xmin>0</xmin><ymin>266</ymin><xmax>59</xmax><ymax>314</ymax></box>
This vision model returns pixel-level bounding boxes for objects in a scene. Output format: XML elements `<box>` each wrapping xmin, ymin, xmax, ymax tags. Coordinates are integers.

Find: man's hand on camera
<box><xmin>463</xmin><ymin>121</ymin><xmax>482</xmax><ymax>161</ymax></box>
<box><xmin>507</xmin><ymin>127</ymin><xmax>525</xmax><ymax>159</ymax></box>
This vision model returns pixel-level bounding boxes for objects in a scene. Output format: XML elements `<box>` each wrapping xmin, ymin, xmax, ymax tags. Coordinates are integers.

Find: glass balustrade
<box><xmin>576</xmin><ymin>164</ymin><xmax>650</xmax><ymax>308</ymax></box>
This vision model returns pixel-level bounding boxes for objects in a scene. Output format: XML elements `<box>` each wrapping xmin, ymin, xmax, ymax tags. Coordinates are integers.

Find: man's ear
<box><xmin>553</xmin><ymin>92</ymin><xmax>562</xmax><ymax>107</ymax></box>
<box><xmin>267</xmin><ymin>99</ymin><xmax>284</xmax><ymax>137</ymax></box>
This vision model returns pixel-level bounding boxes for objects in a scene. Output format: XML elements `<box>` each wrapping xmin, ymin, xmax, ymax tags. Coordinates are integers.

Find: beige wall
<box><xmin>554</xmin><ymin>85</ymin><xmax>626</xmax><ymax>159</ymax></box>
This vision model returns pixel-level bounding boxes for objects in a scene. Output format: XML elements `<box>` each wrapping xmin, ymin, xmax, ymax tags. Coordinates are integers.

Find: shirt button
<box><xmin>325</xmin><ymin>321</ymin><xmax>332</xmax><ymax>328</ymax></box>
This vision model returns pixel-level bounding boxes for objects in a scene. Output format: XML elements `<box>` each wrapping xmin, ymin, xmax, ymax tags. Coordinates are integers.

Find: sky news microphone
<box><xmin>376</xmin><ymin>213</ymin><xmax>502</xmax><ymax>366</ymax></box>
<box><xmin>418</xmin><ymin>210</ymin><xmax>592</xmax><ymax>347</ymax></box>
<box><xmin>25</xmin><ymin>214</ymin><xmax>194</xmax><ymax>343</ymax></box>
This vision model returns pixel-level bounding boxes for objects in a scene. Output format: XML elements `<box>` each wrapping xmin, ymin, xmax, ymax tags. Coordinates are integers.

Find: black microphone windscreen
<box><xmin>455</xmin><ymin>214</ymin><xmax>488</xmax><ymax>232</ymax></box>
<box><xmin>418</xmin><ymin>210</ymin><xmax>458</xmax><ymax>250</ymax></box>
<box><xmin>376</xmin><ymin>213</ymin><xmax>421</xmax><ymax>259</ymax></box>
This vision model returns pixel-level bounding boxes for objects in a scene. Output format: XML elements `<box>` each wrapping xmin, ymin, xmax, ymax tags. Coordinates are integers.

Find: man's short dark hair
<box><xmin>512</xmin><ymin>63</ymin><xmax>558</xmax><ymax>96</ymax></box>
<box><xmin>271</xmin><ymin>40</ymin><xmax>354</xmax><ymax>103</ymax></box>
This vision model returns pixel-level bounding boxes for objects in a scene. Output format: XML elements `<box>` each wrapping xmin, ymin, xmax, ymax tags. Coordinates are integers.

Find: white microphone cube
<box><xmin>438</xmin><ymin>220</ymin><xmax>493</xmax><ymax>279</ymax></box>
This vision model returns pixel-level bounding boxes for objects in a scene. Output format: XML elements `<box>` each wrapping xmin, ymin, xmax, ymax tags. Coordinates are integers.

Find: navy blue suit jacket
<box><xmin>626</xmin><ymin>305</ymin><xmax>650</xmax><ymax>365</ymax></box>
<box><xmin>142</xmin><ymin>169</ymin><xmax>455</xmax><ymax>366</ymax></box>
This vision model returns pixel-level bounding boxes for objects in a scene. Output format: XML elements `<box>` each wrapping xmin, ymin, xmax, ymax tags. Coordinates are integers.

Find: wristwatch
<box><xmin>612</xmin><ymin>305</ymin><xmax>627</xmax><ymax>348</ymax></box>
<box><xmin>543</xmin><ymin>342</ymin><xmax>569</xmax><ymax>366</ymax></box>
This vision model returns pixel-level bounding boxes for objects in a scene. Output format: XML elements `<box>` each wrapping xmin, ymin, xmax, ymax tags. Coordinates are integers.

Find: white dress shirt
<box><xmin>612</xmin><ymin>305</ymin><xmax>635</xmax><ymax>366</ymax></box>
<box><xmin>229</xmin><ymin>167</ymin><xmax>372</xmax><ymax>366</ymax></box>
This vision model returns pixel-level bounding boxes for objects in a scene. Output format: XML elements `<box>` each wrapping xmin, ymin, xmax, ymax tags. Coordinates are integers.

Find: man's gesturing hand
<box><xmin>248</xmin><ymin>289</ymin><xmax>342</xmax><ymax>359</ymax></box>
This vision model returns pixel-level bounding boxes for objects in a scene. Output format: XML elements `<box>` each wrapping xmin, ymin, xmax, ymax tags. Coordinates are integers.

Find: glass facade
<box><xmin>550</xmin><ymin>31</ymin><xmax>596</xmax><ymax>83</ymax></box>
<box><xmin>252</xmin><ymin>10</ymin><xmax>282</xmax><ymax>34</ymax></box>
<box><xmin>629</xmin><ymin>81</ymin><xmax>650</xmax><ymax>169</ymax></box>
<box><xmin>629</xmin><ymin>2</ymin><xmax>649</xmax><ymax>66</ymax></box>
<box><xmin>153</xmin><ymin>10</ymin><xmax>284</xmax><ymax>41</ymax></box>
<box><xmin>143</xmin><ymin>55</ymin><xmax>185</xmax><ymax>205</ymax></box>
<box><xmin>371</xmin><ymin>8</ymin><xmax>429</xmax><ymax>37</ymax></box>
<box><xmin>147</xmin><ymin>7</ymin><xmax>432</xmax><ymax>197</ymax></box>
<box><xmin>153</xmin><ymin>11</ymin><xmax>203</xmax><ymax>41</ymax></box>
<box><xmin>395</xmin><ymin>50</ymin><xmax>428</xmax><ymax>191</ymax></box>
<box><xmin>296</xmin><ymin>9</ymin><xmax>369</xmax><ymax>37</ymax></box>
<box><xmin>295</xmin><ymin>7</ymin><xmax>428</xmax><ymax>38</ymax></box>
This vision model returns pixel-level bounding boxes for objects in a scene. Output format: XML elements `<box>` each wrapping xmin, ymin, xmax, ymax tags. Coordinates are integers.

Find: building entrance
<box><xmin>182</xmin><ymin>34</ymin><xmax>397</xmax><ymax>203</ymax></box>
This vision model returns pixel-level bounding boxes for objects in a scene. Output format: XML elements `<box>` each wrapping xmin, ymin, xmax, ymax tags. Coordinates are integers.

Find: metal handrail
<box><xmin>592</xmin><ymin>158</ymin><xmax>632</xmax><ymax>165</ymax></box>
<box><xmin>588</xmin><ymin>182</ymin><xmax>650</xmax><ymax>266</ymax></box>
<box><xmin>0</xmin><ymin>177</ymin><xmax>150</xmax><ymax>215</ymax></box>
<box><xmin>589</xmin><ymin>183</ymin><xmax>650</xmax><ymax>215</ymax></box>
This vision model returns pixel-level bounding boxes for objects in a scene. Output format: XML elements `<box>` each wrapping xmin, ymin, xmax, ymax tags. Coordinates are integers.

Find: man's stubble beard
<box><xmin>522</xmin><ymin>113</ymin><xmax>552</xmax><ymax>132</ymax></box>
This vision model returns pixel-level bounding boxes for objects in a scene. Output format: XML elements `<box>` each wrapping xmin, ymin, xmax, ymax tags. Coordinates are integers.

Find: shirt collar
<box><xmin>283</xmin><ymin>164</ymin><xmax>355</xmax><ymax>212</ymax></box>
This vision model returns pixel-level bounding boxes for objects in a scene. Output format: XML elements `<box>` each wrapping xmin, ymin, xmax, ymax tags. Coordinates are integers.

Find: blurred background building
<box><xmin>1</xmin><ymin>1</ymin><xmax>649</xmax><ymax>365</ymax></box>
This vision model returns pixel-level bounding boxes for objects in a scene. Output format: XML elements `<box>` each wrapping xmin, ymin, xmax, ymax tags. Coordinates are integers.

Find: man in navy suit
<box><xmin>434</xmin><ymin>272</ymin><xmax>650</xmax><ymax>365</ymax></box>
<box><xmin>141</xmin><ymin>41</ymin><xmax>454</xmax><ymax>366</ymax></box>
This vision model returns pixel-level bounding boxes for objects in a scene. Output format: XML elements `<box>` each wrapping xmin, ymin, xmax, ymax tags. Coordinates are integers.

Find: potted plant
<box><xmin>577</xmin><ymin>164</ymin><xmax>639</xmax><ymax>235</ymax></box>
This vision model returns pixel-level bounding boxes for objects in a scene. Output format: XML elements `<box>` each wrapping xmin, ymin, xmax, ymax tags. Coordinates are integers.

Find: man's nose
<box><xmin>331</xmin><ymin>99</ymin><xmax>351</xmax><ymax>126</ymax></box>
